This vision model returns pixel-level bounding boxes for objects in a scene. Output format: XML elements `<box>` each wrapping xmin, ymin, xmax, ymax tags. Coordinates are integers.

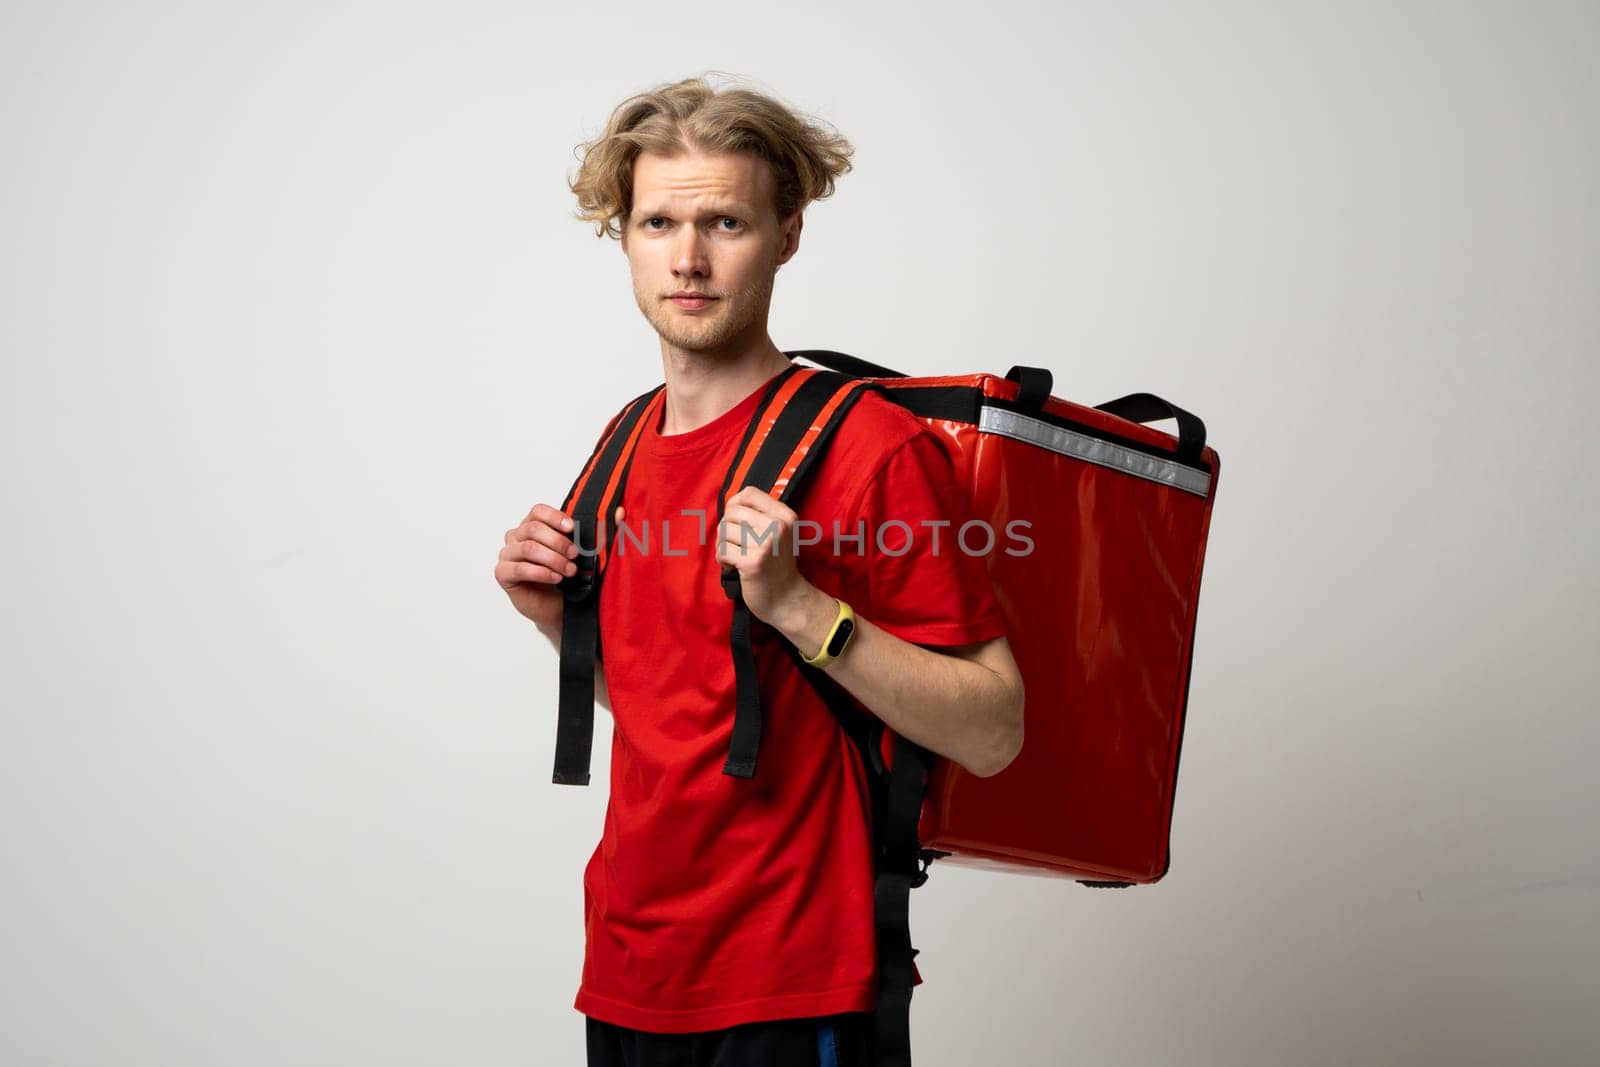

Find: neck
<box><xmin>657</xmin><ymin>335</ymin><xmax>792</xmax><ymax>435</ymax></box>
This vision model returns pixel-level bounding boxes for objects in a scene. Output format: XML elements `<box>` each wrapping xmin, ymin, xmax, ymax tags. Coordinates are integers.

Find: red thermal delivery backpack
<box><xmin>551</xmin><ymin>350</ymin><xmax>1222</xmax><ymax>1067</ymax></box>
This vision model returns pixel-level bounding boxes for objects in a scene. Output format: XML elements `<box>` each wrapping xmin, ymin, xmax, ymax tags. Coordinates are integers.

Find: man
<box><xmin>496</xmin><ymin>75</ymin><xmax>1024</xmax><ymax>1067</ymax></box>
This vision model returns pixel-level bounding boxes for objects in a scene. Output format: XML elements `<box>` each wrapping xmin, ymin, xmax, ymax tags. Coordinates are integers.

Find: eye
<box><xmin>716</xmin><ymin>216</ymin><xmax>742</xmax><ymax>231</ymax></box>
<box><xmin>642</xmin><ymin>217</ymin><xmax>667</xmax><ymax>231</ymax></box>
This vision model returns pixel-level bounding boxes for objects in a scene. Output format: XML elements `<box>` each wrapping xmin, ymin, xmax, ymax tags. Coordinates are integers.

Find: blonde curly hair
<box><xmin>568</xmin><ymin>73</ymin><xmax>855</xmax><ymax>240</ymax></box>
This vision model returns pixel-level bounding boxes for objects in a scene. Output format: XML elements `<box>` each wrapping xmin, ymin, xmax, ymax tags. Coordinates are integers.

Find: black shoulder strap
<box><xmin>778</xmin><ymin>639</ymin><xmax>937</xmax><ymax>1067</ymax></box>
<box><xmin>720</xmin><ymin>361</ymin><xmax>934</xmax><ymax>1067</ymax></box>
<box><xmin>551</xmin><ymin>384</ymin><xmax>664</xmax><ymax>786</ymax></box>
<box><xmin>786</xmin><ymin>348</ymin><xmax>909</xmax><ymax>379</ymax></box>
<box><xmin>870</xmin><ymin>729</ymin><xmax>935</xmax><ymax>1067</ymax></box>
<box><xmin>715</xmin><ymin>367</ymin><xmax>880</xmax><ymax>778</ymax></box>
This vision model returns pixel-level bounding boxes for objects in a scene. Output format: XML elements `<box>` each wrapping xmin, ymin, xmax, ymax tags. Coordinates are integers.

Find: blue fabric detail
<box><xmin>817</xmin><ymin>1019</ymin><xmax>839</xmax><ymax>1067</ymax></box>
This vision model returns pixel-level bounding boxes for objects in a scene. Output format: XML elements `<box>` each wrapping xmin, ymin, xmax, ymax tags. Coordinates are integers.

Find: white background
<box><xmin>3</xmin><ymin>2</ymin><xmax>1597</xmax><ymax>1064</ymax></box>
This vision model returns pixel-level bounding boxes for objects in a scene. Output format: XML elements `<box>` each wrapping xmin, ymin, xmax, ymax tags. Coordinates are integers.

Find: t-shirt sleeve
<box><xmin>843</xmin><ymin>430</ymin><xmax>1010</xmax><ymax>647</ymax></box>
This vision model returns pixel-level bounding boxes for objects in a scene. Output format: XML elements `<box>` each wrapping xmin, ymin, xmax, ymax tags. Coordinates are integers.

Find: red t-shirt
<box><xmin>574</xmin><ymin>372</ymin><xmax>1009</xmax><ymax>1033</ymax></box>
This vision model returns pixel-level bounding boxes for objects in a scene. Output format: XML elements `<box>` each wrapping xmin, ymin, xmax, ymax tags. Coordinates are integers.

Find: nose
<box><xmin>671</xmin><ymin>227</ymin><xmax>710</xmax><ymax>281</ymax></box>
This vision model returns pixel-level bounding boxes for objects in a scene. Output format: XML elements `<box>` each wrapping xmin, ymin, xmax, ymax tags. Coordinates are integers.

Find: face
<box><xmin>620</xmin><ymin>146</ymin><xmax>801</xmax><ymax>356</ymax></box>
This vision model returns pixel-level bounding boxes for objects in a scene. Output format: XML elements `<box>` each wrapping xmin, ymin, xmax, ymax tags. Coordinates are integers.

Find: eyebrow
<box><xmin>633</xmin><ymin>204</ymin><xmax>752</xmax><ymax>220</ymax></box>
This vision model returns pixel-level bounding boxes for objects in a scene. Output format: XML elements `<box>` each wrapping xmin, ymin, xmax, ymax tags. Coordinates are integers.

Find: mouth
<box><xmin>668</xmin><ymin>294</ymin><xmax>718</xmax><ymax>309</ymax></box>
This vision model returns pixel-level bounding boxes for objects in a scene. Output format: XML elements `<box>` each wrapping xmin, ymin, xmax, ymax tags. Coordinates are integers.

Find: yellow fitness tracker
<box><xmin>802</xmin><ymin>598</ymin><xmax>857</xmax><ymax>668</ymax></box>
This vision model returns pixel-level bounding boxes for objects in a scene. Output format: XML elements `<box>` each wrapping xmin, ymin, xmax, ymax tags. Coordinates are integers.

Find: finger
<box><xmin>720</xmin><ymin>516</ymin><xmax>753</xmax><ymax>550</ymax></box>
<box><xmin>505</xmin><ymin>538</ymin><xmax>580</xmax><ymax>575</ymax></box>
<box><xmin>506</xmin><ymin>519</ymin><xmax>571</xmax><ymax>553</ymax></box>
<box><xmin>721</xmin><ymin>503</ymin><xmax>773</xmax><ymax>530</ymax></box>
<box><xmin>726</xmin><ymin>486</ymin><xmax>773</xmax><ymax>514</ymax></box>
<box><xmin>716</xmin><ymin>535</ymin><xmax>769</xmax><ymax>566</ymax></box>
<box><xmin>506</xmin><ymin>519</ymin><xmax>580</xmax><ymax>559</ymax></box>
<box><xmin>722</xmin><ymin>512</ymin><xmax>784</xmax><ymax>547</ymax></box>
<box><xmin>726</xmin><ymin>496</ymin><xmax>793</xmax><ymax>532</ymax></box>
<box><xmin>522</xmin><ymin>502</ymin><xmax>576</xmax><ymax>533</ymax></box>
<box><xmin>495</xmin><ymin>558</ymin><xmax>567</xmax><ymax>586</ymax></box>
<box><xmin>508</xmin><ymin>503</ymin><xmax>570</xmax><ymax>545</ymax></box>
<box><xmin>508</xmin><ymin>503</ymin><xmax>624</xmax><ymax>556</ymax></box>
<box><xmin>513</xmin><ymin>504</ymin><xmax>623</xmax><ymax>537</ymax></box>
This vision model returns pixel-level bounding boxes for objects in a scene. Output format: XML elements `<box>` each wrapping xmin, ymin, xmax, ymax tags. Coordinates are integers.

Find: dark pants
<box><xmin>585</xmin><ymin>1010</ymin><xmax>875</xmax><ymax>1067</ymax></box>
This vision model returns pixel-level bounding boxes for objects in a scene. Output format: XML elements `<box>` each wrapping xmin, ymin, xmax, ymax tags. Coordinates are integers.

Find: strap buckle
<box><xmin>560</xmin><ymin>517</ymin><xmax>601</xmax><ymax>604</ymax></box>
<box><xmin>719</xmin><ymin>563</ymin><xmax>742</xmax><ymax>601</ymax></box>
<box><xmin>561</xmin><ymin>563</ymin><xmax>596</xmax><ymax>604</ymax></box>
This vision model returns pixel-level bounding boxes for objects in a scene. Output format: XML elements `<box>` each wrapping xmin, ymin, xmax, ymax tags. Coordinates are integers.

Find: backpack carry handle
<box><xmin>785</xmin><ymin>349</ymin><xmax>908</xmax><ymax>378</ymax></box>
<box><xmin>1094</xmin><ymin>392</ymin><xmax>1207</xmax><ymax>467</ymax></box>
<box><xmin>792</xmin><ymin>351</ymin><xmax>1053</xmax><ymax>414</ymax></box>
<box><xmin>1005</xmin><ymin>365</ymin><xmax>1053</xmax><ymax>409</ymax></box>
<box><xmin>790</xmin><ymin>349</ymin><xmax>1208</xmax><ymax>468</ymax></box>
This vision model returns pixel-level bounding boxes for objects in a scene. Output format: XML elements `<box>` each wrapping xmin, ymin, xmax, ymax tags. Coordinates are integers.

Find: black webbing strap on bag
<box><xmin>792</xmin><ymin>350</ymin><xmax>1208</xmax><ymax>470</ymax></box>
<box><xmin>870</xmin><ymin>730</ymin><xmax>935</xmax><ymax>1067</ymax></box>
<box><xmin>1094</xmin><ymin>391</ymin><xmax>1207</xmax><ymax>466</ymax></box>
<box><xmin>779</xmin><ymin>638</ymin><xmax>936</xmax><ymax>1067</ymax></box>
<box><xmin>714</xmin><ymin>367</ymin><xmax>878</xmax><ymax>778</ymax></box>
<box><xmin>785</xmin><ymin>348</ymin><xmax>909</xmax><ymax>379</ymax></box>
<box><xmin>552</xmin><ymin>384</ymin><xmax>663</xmax><ymax>786</ymax></box>
<box><xmin>744</xmin><ymin>358</ymin><xmax>934</xmax><ymax>1067</ymax></box>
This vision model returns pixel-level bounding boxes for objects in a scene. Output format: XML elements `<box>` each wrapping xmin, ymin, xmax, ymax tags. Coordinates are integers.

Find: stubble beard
<box><xmin>634</xmin><ymin>266</ymin><xmax>776</xmax><ymax>355</ymax></box>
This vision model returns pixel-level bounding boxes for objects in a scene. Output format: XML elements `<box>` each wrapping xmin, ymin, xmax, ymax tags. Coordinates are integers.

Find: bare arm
<box><xmin>715</xmin><ymin>486</ymin><xmax>1023</xmax><ymax>779</ymax></box>
<box><xmin>770</xmin><ymin>584</ymin><xmax>1024</xmax><ymax>778</ymax></box>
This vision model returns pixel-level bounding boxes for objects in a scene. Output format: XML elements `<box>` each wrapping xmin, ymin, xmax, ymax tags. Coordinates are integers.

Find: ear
<box><xmin>775</xmin><ymin>210</ymin><xmax>803</xmax><ymax>267</ymax></box>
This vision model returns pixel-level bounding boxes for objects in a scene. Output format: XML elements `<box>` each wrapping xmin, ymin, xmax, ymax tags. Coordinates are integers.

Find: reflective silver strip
<box><xmin>978</xmin><ymin>406</ymin><xmax>1212</xmax><ymax>497</ymax></box>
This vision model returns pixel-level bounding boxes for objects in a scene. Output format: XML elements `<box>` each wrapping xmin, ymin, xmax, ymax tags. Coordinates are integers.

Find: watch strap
<box><xmin>802</xmin><ymin>598</ymin><xmax>856</xmax><ymax>668</ymax></box>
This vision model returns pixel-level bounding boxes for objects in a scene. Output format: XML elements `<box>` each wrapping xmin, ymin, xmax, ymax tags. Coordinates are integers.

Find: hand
<box><xmin>716</xmin><ymin>486</ymin><xmax>812</xmax><ymax>628</ymax></box>
<box><xmin>497</xmin><ymin>502</ymin><xmax>624</xmax><ymax>631</ymax></box>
